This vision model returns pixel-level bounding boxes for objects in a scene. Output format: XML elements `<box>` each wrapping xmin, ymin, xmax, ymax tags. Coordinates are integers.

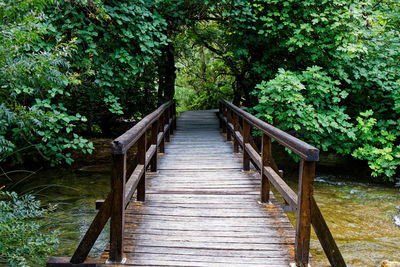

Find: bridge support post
<box><xmin>159</xmin><ymin>114</ymin><xmax>165</xmax><ymax>153</ymax></box>
<box><xmin>226</xmin><ymin>110</ymin><xmax>232</xmax><ymax>141</ymax></box>
<box><xmin>150</xmin><ymin>120</ymin><xmax>159</xmax><ymax>172</ymax></box>
<box><xmin>109</xmin><ymin>153</ymin><xmax>126</xmax><ymax>262</ymax></box>
<box><xmin>261</xmin><ymin>133</ymin><xmax>271</xmax><ymax>203</ymax></box>
<box><xmin>242</xmin><ymin>120</ymin><xmax>250</xmax><ymax>171</ymax></box>
<box><xmin>165</xmin><ymin>108</ymin><xmax>170</xmax><ymax>142</ymax></box>
<box><xmin>233</xmin><ymin>114</ymin><xmax>239</xmax><ymax>153</ymax></box>
<box><xmin>137</xmin><ymin>134</ymin><xmax>146</xmax><ymax>201</ymax></box>
<box><xmin>295</xmin><ymin>160</ymin><xmax>315</xmax><ymax>266</ymax></box>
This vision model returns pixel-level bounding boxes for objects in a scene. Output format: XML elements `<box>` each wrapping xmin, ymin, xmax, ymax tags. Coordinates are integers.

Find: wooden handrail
<box><xmin>53</xmin><ymin>100</ymin><xmax>177</xmax><ymax>265</ymax></box>
<box><xmin>218</xmin><ymin>99</ymin><xmax>346</xmax><ymax>267</ymax></box>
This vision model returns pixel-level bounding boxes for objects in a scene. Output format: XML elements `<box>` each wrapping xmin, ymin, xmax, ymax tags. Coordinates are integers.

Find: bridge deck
<box><xmin>103</xmin><ymin>110</ymin><xmax>296</xmax><ymax>266</ymax></box>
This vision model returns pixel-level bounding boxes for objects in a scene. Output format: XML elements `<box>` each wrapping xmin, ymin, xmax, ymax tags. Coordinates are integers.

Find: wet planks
<box><xmin>103</xmin><ymin>110</ymin><xmax>296</xmax><ymax>266</ymax></box>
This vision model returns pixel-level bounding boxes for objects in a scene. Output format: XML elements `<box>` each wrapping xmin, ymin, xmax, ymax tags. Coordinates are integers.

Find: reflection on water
<box><xmin>9</xmin><ymin>166</ymin><xmax>400</xmax><ymax>266</ymax></box>
<box><xmin>12</xmin><ymin>166</ymin><xmax>111</xmax><ymax>258</ymax></box>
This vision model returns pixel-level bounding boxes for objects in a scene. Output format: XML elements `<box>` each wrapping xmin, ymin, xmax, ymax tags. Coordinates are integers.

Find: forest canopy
<box><xmin>1</xmin><ymin>0</ymin><xmax>399</xmax><ymax>180</ymax></box>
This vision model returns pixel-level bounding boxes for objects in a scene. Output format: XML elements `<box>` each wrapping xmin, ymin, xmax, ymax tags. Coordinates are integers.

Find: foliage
<box><xmin>42</xmin><ymin>0</ymin><xmax>168</xmax><ymax>133</ymax></box>
<box><xmin>252</xmin><ymin>67</ymin><xmax>355</xmax><ymax>154</ymax></box>
<box><xmin>0</xmin><ymin>0</ymin><xmax>93</xmax><ymax>165</ymax></box>
<box><xmin>352</xmin><ymin>110</ymin><xmax>400</xmax><ymax>178</ymax></box>
<box><xmin>175</xmin><ymin>27</ymin><xmax>233</xmax><ymax>111</ymax></box>
<box><xmin>0</xmin><ymin>190</ymin><xmax>59</xmax><ymax>266</ymax></box>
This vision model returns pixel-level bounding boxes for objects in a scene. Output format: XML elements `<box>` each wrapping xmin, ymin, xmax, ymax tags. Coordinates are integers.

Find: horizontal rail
<box><xmin>218</xmin><ymin>98</ymin><xmax>345</xmax><ymax>267</ymax></box>
<box><xmin>221</xmin><ymin>99</ymin><xmax>319</xmax><ymax>161</ymax></box>
<box><xmin>112</xmin><ymin>101</ymin><xmax>174</xmax><ymax>154</ymax></box>
<box><xmin>48</xmin><ymin>100</ymin><xmax>177</xmax><ymax>266</ymax></box>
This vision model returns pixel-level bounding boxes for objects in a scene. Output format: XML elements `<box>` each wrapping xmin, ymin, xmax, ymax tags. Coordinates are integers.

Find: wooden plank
<box><xmin>47</xmin><ymin>257</ymin><xmax>104</xmax><ymax>266</ymax></box>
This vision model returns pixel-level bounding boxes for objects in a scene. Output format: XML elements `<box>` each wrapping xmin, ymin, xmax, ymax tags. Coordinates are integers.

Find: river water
<box><xmin>13</xmin><ymin>165</ymin><xmax>400</xmax><ymax>266</ymax></box>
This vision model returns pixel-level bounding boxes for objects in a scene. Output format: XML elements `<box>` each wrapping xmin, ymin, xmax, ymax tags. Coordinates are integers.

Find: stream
<box><xmin>11</xmin><ymin>165</ymin><xmax>400</xmax><ymax>266</ymax></box>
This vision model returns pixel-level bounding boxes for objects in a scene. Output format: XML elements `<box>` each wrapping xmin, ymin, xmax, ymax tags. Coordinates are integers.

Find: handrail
<box><xmin>221</xmin><ymin>99</ymin><xmax>319</xmax><ymax>161</ymax></box>
<box><xmin>218</xmin><ymin>98</ymin><xmax>346</xmax><ymax>267</ymax></box>
<box><xmin>47</xmin><ymin>100</ymin><xmax>176</xmax><ymax>266</ymax></box>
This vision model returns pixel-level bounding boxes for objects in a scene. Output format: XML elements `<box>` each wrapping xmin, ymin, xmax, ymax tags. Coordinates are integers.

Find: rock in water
<box><xmin>381</xmin><ymin>260</ymin><xmax>400</xmax><ymax>267</ymax></box>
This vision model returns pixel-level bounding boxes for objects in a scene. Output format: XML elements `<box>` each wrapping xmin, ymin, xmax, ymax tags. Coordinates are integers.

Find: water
<box><xmin>7</xmin><ymin>166</ymin><xmax>400</xmax><ymax>266</ymax></box>
<box><xmin>281</xmin><ymin>174</ymin><xmax>400</xmax><ymax>266</ymax></box>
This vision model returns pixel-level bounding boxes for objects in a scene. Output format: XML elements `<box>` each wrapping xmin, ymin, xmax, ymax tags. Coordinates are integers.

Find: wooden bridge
<box><xmin>47</xmin><ymin>99</ymin><xmax>346</xmax><ymax>267</ymax></box>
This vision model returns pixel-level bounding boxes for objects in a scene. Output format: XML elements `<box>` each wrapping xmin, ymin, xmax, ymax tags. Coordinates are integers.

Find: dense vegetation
<box><xmin>2</xmin><ymin>0</ymin><xmax>398</xmax><ymax>179</ymax></box>
<box><xmin>1</xmin><ymin>0</ymin><xmax>399</xmax><ymax>264</ymax></box>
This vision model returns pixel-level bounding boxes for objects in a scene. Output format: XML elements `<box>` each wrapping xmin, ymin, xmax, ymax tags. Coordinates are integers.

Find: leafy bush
<box><xmin>0</xmin><ymin>190</ymin><xmax>59</xmax><ymax>266</ymax></box>
<box><xmin>252</xmin><ymin>67</ymin><xmax>355</xmax><ymax>154</ymax></box>
<box><xmin>0</xmin><ymin>0</ymin><xmax>93</xmax><ymax>165</ymax></box>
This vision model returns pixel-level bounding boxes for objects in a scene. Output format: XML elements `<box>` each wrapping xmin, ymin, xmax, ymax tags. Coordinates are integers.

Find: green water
<box><xmin>10</xmin><ymin>166</ymin><xmax>400</xmax><ymax>266</ymax></box>
<box><xmin>282</xmin><ymin>174</ymin><xmax>400</xmax><ymax>266</ymax></box>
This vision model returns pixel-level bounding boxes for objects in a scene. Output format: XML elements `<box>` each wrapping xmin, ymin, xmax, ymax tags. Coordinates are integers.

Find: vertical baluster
<box><xmin>150</xmin><ymin>120</ymin><xmax>159</xmax><ymax>172</ymax></box>
<box><xmin>172</xmin><ymin>102</ymin><xmax>177</xmax><ymax>132</ymax></box>
<box><xmin>137</xmin><ymin>134</ymin><xmax>146</xmax><ymax>201</ymax></box>
<box><xmin>219</xmin><ymin>103</ymin><xmax>223</xmax><ymax>129</ymax></box>
<box><xmin>226</xmin><ymin>109</ymin><xmax>232</xmax><ymax>141</ymax></box>
<box><xmin>233</xmin><ymin>113</ymin><xmax>239</xmax><ymax>153</ymax></box>
<box><xmin>109</xmin><ymin>153</ymin><xmax>126</xmax><ymax>262</ymax></box>
<box><xmin>222</xmin><ymin>105</ymin><xmax>227</xmax><ymax>134</ymax></box>
<box><xmin>295</xmin><ymin>159</ymin><xmax>316</xmax><ymax>265</ymax></box>
<box><xmin>261</xmin><ymin>133</ymin><xmax>271</xmax><ymax>203</ymax></box>
<box><xmin>165</xmin><ymin>108</ymin><xmax>170</xmax><ymax>142</ymax></box>
<box><xmin>242</xmin><ymin>119</ymin><xmax>250</xmax><ymax>171</ymax></box>
<box><xmin>159</xmin><ymin>112</ymin><xmax>165</xmax><ymax>153</ymax></box>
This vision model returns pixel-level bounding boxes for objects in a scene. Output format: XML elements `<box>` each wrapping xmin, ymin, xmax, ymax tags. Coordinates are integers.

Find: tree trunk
<box><xmin>158</xmin><ymin>43</ymin><xmax>176</xmax><ymax>105</ymax></box>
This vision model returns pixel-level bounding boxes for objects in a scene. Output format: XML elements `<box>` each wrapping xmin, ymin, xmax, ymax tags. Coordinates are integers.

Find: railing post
<box><xmin>295</xmin><ymin>159</ymin><xmax>316</xmax><ymax>266</ymax></box>
<box><xmin>109</xmin><ymin>153</ymin><xmax>126</xmax><ymax>262</ymax></box>
<box><xmin>226</xmin><ymin>109</ymin><xmax>232</xmax><ymax>141</ymax></box>
<box><xmin>172</xmin><ymin>102</ymin><xmax>177</xmax><ymax>132</ymax></box>
<box><xmin>222</xmin><ymin>105</ymin><xmax>227</xmax><ymax>134</ymax></box>
<box><xmin>150</xmin><ymin>120</ymin><xmax>159</xmax><ymax>172</ymax></box>
<box><xmin>242</xmin><ymin>119</ymin><xmax>250</xmax><ymax>171</ymax></box>
<box><xmin>159</xmin><ymin>113</ymin><xmax>165</xmax><ymax>153</ymax></box>
<box><xmin>233</xmin><ymin>113</ymin><xmax>239</xmax><ymax>153</ymax></box>
<box><xmin>165</xmin><ymin>108</ymin><xmax>170</xmax><ymax>142</ymax></box>
<box><xmin>261</xmin><ymin>133</ymin><xmax>271</xmax><ymax>203</ymax></box>
<box><xmin>137</xmin><ymin>134</ymin><xmax>146</xmax><ymax>201</ymax></box>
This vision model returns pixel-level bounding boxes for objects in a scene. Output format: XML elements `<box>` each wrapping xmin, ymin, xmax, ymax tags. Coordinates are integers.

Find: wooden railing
<box><xmin>218</xmin><ymin>98</ymin><xmax>346</xmax><ymax>267</ymax></box>
<box><xmin>47</xmin><ymin>100</ymin><xmax>176</xmax><ymax>266</ymax></box>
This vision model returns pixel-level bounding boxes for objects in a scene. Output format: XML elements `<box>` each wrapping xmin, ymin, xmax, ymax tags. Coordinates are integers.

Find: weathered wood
<box><xmin>112</xmin><ymin>100</ymin><xmax>174</xmax><ymax>154</ymax></box>
<box><xmin>124</xmin><ymin>164</ymin><xmax>145</xmax><ymax>204</ymax></box>
<box><xmin>137</xmin><ymin>134</ymin><xmax>146</xmax><ymax>202</ymax></box>
<box><xmin>311</xmin><ymin>196</ymin><xmax>346</xmax><ymax>267</ymax></box>
<box><xmin>261</xmin><ymin>133</ymin><xmax>271</xmax><ymax>203</ymax></box>
<box><xmin>150</xmin><ymin>120</ymin><xmax>159</xmax><ymax>172</ymax></box>
<box><xmin>242</xmin><ymin>119</ymin><xmax>251</xmax><ymax>171</ymax></box>
<box><xmin>109</xmin><ymin>153</ymin><xmax>126</xmax><ymax>262</ymax></box>
<box><xmin>295</xmin><ymin>160</ymin><xmax>315</xmax><ymax>266</ymax></box>
<box><xmin>263</xmin><ymin>166</ymin><xmax>298</xmax><ymax>209</ymax></box>
<box><xmin>99</xmin><ymin>110</ymin><xmax>298</xmax><ymax>266</ymax></box>
<box><xmin>145</xmin><ymin>144</ymin><xmax>157</xmax><ymax>168</ymax></box>
<box><xmin>233</xmin><ymin>113</ymin><xmax>240</xmax><ymax>152</ymax></box>
<box><xmin>221</xmin><ymin>99</ymin><xmax>319</xmax><ymax>161</ymax></box>
<box><xmin>47</xmin><ymin>257</ymin><xmax>103</xmax><ymax>267</ymax></box>
<box><xmin>95</xmin><ymin>199</ymin><xmax>104</xmax><ymax>210</ymax></box>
